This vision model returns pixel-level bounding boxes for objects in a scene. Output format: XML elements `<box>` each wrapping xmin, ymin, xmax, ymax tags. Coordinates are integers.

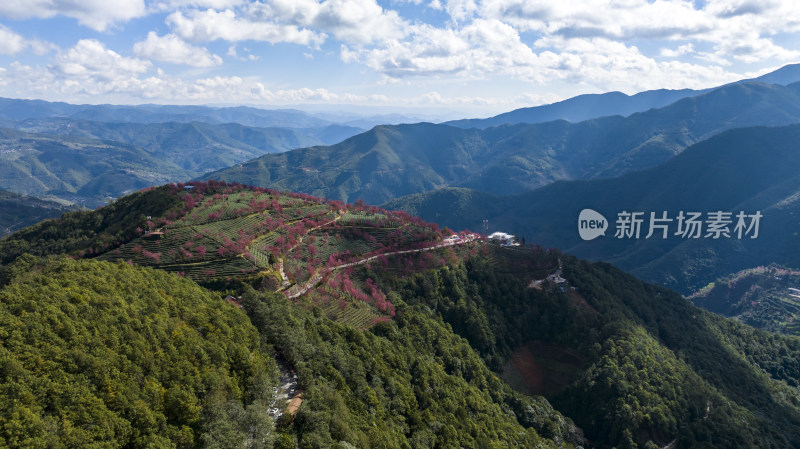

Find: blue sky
<box><xmin>0</xmin><ymin>0</ymin><xmax>798</xmax><ymax>118</ymax></box>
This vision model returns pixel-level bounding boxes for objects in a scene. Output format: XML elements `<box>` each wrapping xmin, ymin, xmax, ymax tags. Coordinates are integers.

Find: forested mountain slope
<box><xmin>2</xmin><ymin>183</ymin><xmax>800</xmax><ymax>447</ymax></box>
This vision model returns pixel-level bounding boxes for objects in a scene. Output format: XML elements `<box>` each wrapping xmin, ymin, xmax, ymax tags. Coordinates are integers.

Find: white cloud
<box><xmin>0</xmin><ymin>0</ymin><xmax>795</xmax><ymax>112</ymax></box>
<box><xmin>167</xmin><ymin>8</ymin><xmax>325</xmax><ymax>46</ymax></box>
<box><xmin>458</xmin><ymin>0</ymin><xmax>800</xmax><ymax>66</ymax></box>
<box><xmin>49</xmin><ymin>40</ymin><xmax>151</xmax><ymax>95</ymax></box>
<box><xmin>345</xmin><ymin>14</ymin><xmax>740</xmax><ymax>94</ymax></box>
<box><xmin>660</xmin><ymin>43</ymin><xmax>695</xmax><ymax>58</ymax></box>
<box><xmin>224</xmin><ymin>44</ymin><xmax>261</xmax><ymax>61</ymax></box>
<box><xmin>0</xmin><ymin>0</ymin><xmax>146</xmax><ymax>31</ymax></box>
<box><xmin>0</xmin><ymin>25</ymin><xmax>56</xmax><ymax>56</ymax></box>
<box><xmin>133</xmin><ymin>32</ymin><xmax>222</xmax><ymax>67</ymax></box>
<box><xmin>150</xmin><ymin>0</ymin><xmax>246</xmax><ymax>11</ymax></box>
<box><xmin>0</xmin><ymin>26</ymin><xmax>26</xmax><ymax>55</ymax></box>
<box><xmin>167</xmin><ymin>0</ymin><xmax>407</xmax><ymax>48</ymax></box>
<box><xmin>348</xmin><ymin>24</ymin><xmax>472</xmax><ymax>78</ymax></box>
<box><xmin>267</xmin><ymin>0</ymin><xmax>407</xmax><ymax>45</ymax></box>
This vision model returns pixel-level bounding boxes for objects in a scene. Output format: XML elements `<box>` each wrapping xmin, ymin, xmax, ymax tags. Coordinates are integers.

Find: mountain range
<box><xmin>0</xmin><ymin>98</ymin><xmax>335</xmax><ymax>128</ymax></box>
<box><xmin>385</xmin><ymin>123</ymin><xmax>800</xmax><ymax>295</ymax></box>
<box><xmin>0</xmin><ymin>119</ymin><xmax>362</xmax><ymax>207</ymax></box>
<box><xmin>689</xmin><ymin>265</ymin><xmax>800</xmax><ymax>335</ymax></box>
<box><xmin>446</xmin><ymin>63</ymin><xmax>800</xmax><ymax>129</ymax></box>
<box><xmin>207</xmin><ymin>81</ymin><xmax>800</xmax><ymax>204</ymax></box>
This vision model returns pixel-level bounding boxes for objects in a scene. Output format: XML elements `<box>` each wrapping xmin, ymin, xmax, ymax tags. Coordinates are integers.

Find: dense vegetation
<box><xmin>0</xmin><ymin>181</ymin><xmax>473</xmax><ymax>330</ymax></box>
<box><xmin>0</xmin><ymin>185</ymin><xmax>184</xmax><ymax>265</ymax></box>
<box><xmin>0</xmin><ymin>255</ymin><xmax>582</xmax><ymax>448</ymax></box>
<box><xmin>0</xmin><ymin>257</ymin><xmax>275</xmax><ymax>447</ymax></box>
<box><xmin>240</xmin><ymin>287</ymin><xmax>581</xmax><ymax>448</ymax></box>
<box><xmin>381</xmin><ymin>248</ymin><xmax>800</xmax><ymax>448</ymax></box>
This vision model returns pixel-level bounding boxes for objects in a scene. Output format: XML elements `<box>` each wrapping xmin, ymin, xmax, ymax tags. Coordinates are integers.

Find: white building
<box><xmin>488</xmin><ymin>232</ymin><xmax>516</xmax><ymax>245</ymax></box>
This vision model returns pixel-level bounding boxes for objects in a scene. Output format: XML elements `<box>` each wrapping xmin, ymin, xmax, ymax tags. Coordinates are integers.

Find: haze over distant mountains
<box><xmin>0</xmin><ymin>121</ymin><xmax>362</xmax><ymax>207</ymax></box>
<box><xmin>446</xmin><ymin>63</ymin><xmax>800</xmax><ymax>129</ymax></box>
<box><xmin>208</xmin><ymin>81</ymin><xmax>800</xmax><ymax>204</ymax></box>
<box><xmin>385</xmin><ymin>124</ymin><xmax>800</xmax><ymax>295</ymax></box>
<box><xmin>0</xmin><ymin>100</ymin><xmax>405</xmax><ymax>206</ymax></box>
<box><xmin>4</xmin><ymin>62</ymin><xmax>800</xmax><ymax>236</ymax></box>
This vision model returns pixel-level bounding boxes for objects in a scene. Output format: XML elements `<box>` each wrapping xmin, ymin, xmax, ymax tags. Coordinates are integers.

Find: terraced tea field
<box><xmin>96</xmin><ymin>181</ymin><xmax>480</xmax><ymax>329</ymax></box>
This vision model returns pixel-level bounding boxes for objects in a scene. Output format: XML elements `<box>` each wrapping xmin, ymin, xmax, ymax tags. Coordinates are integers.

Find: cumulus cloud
<box><xmin>0</xmin><ymin>25</ymin><xmax>56</xmax><ymax>56</ymax></box>
<box><xmin>252</xmin><ymin>0</ymin><xmax>407</xmax><ymax>45</ymax></box>
<box><xmin>48</xmin><ymin>40</ymin><xmax>151</xmax><ymax>96</ymax></box>
<box><xmin>0</xmin><ymin>0</ymin><xmax>146</xmax><ymax>31</ymax></box>
<box><xmin>166</xmin><ymin>0</ymin><xmax>407</xmax><ymax>48</ymax></box>
<box><xmin>0</xmin><ymin>26</ymin><xmax>26</xmax><ymax>55</ymax></box>
<box><xmin>326</xmin><ymin>0</ymin><xmax>798</xmax><ymax>92</ymax></box>
<box><xmin>441</xmin><ymin>0</ymin><xmax>800</xmax><ymax>66</ymax></box>
<box><xmin>167</xmin><ymin>8</ymin><xmax>325</xmax><ymax>46</ymax></box>
<box><xmin>133</xmin><ymin>32</ymin><xmax>222</xmax><ymax>67</ymax></box>
<box><xmin>150</xmin><ymin>0</ymin><xmax>246</xmax><ymax>11</ymax></box>
<box><xmin>345</xmin><ymin>16</ymin><xmax>740</xmax><ymax>94</ymax></box>
<box><xmin>660</xmin><ymin>43</ymin><xmax>695</xmax><ymax>58</ymax></box>
<box><xmin>1</xmin><ymin>0</ymin><xmax>796</xmax><ymax>111</ymax></box>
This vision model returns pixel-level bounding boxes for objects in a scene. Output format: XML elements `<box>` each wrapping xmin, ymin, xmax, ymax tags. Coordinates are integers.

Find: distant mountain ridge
<box><xmin>446</xmin><ymin>63</ymin><xmax>800</xmax><ymax>129</ymax></box>
<box><xmin>0</xmin><ymin>127</ymin><xmax>189</xmax><ymax>206</ymax></box>
<box><xmin>12</xmin><ymin>118</ymin><xmax>362</xmax><ymax>174</ymax></box>
<box><xmin>0</xmin><ymin>118</ymin><xmax>364</xmax><ymax>207</ymax></box>
<box><xmin>0</xmin><ymin>97</ymin><xmax>430</xmax><ymax>130</ymax></box>
<box><xmin>206</xmin><ymin>81</ymin><xmax>800</xmax><ymax>204</ymax></box>
<box><xmin>0</xmin><ymin>98</ymin><xmax>334</xmax><ymax>128</ymax></box>
<box><xmin>446</xmin><ymin>88</ymin><xmax>704</xmax><ymax>129</ymax></box>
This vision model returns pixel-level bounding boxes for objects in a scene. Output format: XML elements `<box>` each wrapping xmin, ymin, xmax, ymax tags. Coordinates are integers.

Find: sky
<box><xmin>0</xmin><ymin>0</ymin><xmax>798</xmax><ymax>118</ymax></box>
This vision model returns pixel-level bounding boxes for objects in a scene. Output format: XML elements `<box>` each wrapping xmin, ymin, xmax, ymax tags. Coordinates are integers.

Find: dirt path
<box><xmin>274</xmin><ymin>211</ymin><xmax>344</xmax><ymax>290</ymax></box>
<box><xmin>285</xmin><ymin>235</ymin><xmax>477</xmax><ymax>299</ymax></box>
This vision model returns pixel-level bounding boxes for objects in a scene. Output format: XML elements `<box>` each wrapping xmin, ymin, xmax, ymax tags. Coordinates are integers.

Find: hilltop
<box><xmin>0</xmin><ymin>181</ymin><xmax>476</xmax><ymax>330</ymax></box>
<box><xmin>0</xmin><ymin>183</ymin><xmax>582</xmax><ymax>448</ymax></box>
